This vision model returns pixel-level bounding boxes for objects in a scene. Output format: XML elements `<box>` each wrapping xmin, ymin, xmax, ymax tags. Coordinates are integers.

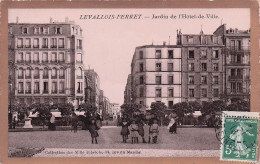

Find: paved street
<box><xmin>9</xmin><ymin>126</ymin><xmax>220</xmax><ymax>151</ymax></box>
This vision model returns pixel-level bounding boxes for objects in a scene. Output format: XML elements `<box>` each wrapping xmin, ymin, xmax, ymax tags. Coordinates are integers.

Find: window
<box><xmin>34</xmin><ymin>53</ymin><xmax>39</xmax><ymax>63</ymax></box>
<box><xmin>213</xmin><ymin>36</ymin><xmax>218</xmax><ymax>44</ymax></box>
<box><xmin>17</xmin><ymin>38</ymin><xmax>23</xmax><ymax>48</ymax></box>
<box><xmin>188</xmin><ymin>50</ymin><xmax>194</xmax><ymax>58</ymax></box>
<box><xmin>140</xmin><ymin>76</ymin><xmax>144</xmax><ymax>84</ymax></box>
<box><xmin>59</xmin><ymin>68</ymin><xmax>65</xmax><ymax>78</ymax></box>
<box><xmin>52</xmin><ymin>68</ymin><xmax>57</xmax><ymax>78</ymax></box>
<box><xmin>168</xmin><ymin>76</ymin><xmax>173</xmax><ymax>85</ymax></box>
<box><xmin>189</xmin><ymin>89</ymin><xmax>194</xmax><ymax>97</ymax></box>
<box><xmin>34</xmin><ymin>82</ymin><xmax>40</xmax><ymax>93</ymax></box>
<box><xmin>18</xmin><ymin>82</ymin><xmax>24</xmax><ymax>93</ymax></box>
<box><xmin>17</xmin><ymin>53</ymin><xmax>23</xmax><ymax>62</ymax></box>
<box><xmin>201</xmin><ymin>76</ymin><xmax>207</xmax><ymax>84</ymax></box>
<box><xmin>168</xmin><ymin>89</ymin><xmax>174</xmax><ymax>97</ymax></box>
<box><xmin>76</xmin><ymin>53</ymin><xmax>82</xmax><ymax>63</ymax></box>
<box><xmin>168</xmin><ymin>101</ymin><xmax>174</xmax><ymax>109</ymax></box>
<box><xmin>231</xmin><ymin>82</ymin><xmax>242</xmax><ymax>93</ymax></box>
<box><xmin>213</xmin><ymin>76</ymin><xmax>219</xmax><ymax>84</ymax></box>
<box><xmin>237</xmin><ymin>69</ymin><xmax>242</xmax><ymax>76</ymax></box>
<box><xmin>23</xmin><ymin>27</ymin><xmax>28</xmax><ymax>34</ymax></box>
<box><xmin>188</xmin><ymin>36</ymin><xmax>194</xmax><ymax>44</ymax></box>
<box><xmin>155</xmin><ymin>88</ymin><xmax>162</xmax><ymax>97</ymax></box>
<box><xmin>52</xmin><ymin>82</ymin><xmax>57</xmax><ymax>93</ymax></box>
<box><xmin>212</xmin><ymin>50</ymin><xmax>219</xmax><ymax>59</ymax></box>
<box><xmin>201</xmin><ymin>36</ymin><xmax>206</xmax><ymax>44</ymax></box>
<box><xmin>60</xmin><ymin>82</ymin><xmax>65</xmax><ymax>93</ymax></box>
<box><xmin>34</xmin><ymin>27</ymin><xmax>40</xmax><ymax>34</ymax></box>
<box><xmin>139</xmin><ymin>51</ymin><xmax>143</xmax><ymax>59</ymax></box>
<box><xmin>34</xmin><ymin>68</ymin><xmax>40</xmax><ymax>78</ymax></box>
<box><xmin>168</xmin><ymin>63</ymin><xmax>173</xmax><ymax>71</ymax></box>
<box><xmin>42</xmin><ymin>38</ymin><xmax>48</xmax><ymax>48</ymax></box>
<box><xmin>213</xmin><ymin>89</ymin><xmax>219</xmax><ymax>97</ymax></box>
<box><xmin>56</xmin><ymin>27</ymin><xmax>62</xmax><ymax>34</ymax></box>
<box><xmin>25</xmin><ymin>38</ymin><xmax>31</xmax><ymax>48</ymax></box>
<box><xmin>25</xmin><ymin>68</ymin><xmax>31</xmax><ymax>78</ymax></box>
<box><xmin>42</xmin><ymin>53</ymin><xmax>48</xmax><ymax>63</ymax></box>
<box><xmin>237</xmin><ymin>40</ymin><xmax>241</xmax><ymax>50</ymax></box>
<box><xmin>139</xmin><ymin>88</ymin><xmax>144</xmax><ymax>97</ymax></box>
<box><xmin>59</xmin><ymin>53</ymin><xmax>65</xmax><ymax>62</ymax></box>
<box><xmin>26</xmin><ymin>82</ymin><xmax>31</xmax><ymax>93</ymax></box>
<box><xmin>201</xmin><ymin>88</ymin><xmax>207</xmax><ymax>97</ymax></box>
<box><xmin>58</xmin><ymin>38</ymin><xmax>65</xmax><ymax>48</ymax></box>
<box><xmin>202</xmin><ymin>63</ymin><xmax>207</xmax><ymax>71</ymax></box>
<box><xmin>77</xmin><ymin>82</ymin><xmax>82</xmax><ymax>93</ymax></box>
<box><xmin>155</xmin><ymin>63</ymin><xmax>161</xmax><ymax>71</ymax></box>
<box><xmin>237</xmin><ymin>54</ymin><xmax>242</xmax><ymax>63</ymax></box>
<box><xmin>231</xmin><ymin>69</ymin><xmax>236</xmax><ymax>76</ymax></box>
<box><xmin>76</xmin><ymin>67</ymin><xmax>83</xmax><ymax>79</ymax></box>
<box><xmin>155</xmin><ymin>50</ymin><xmax>161</xmax><ymax>59</ymax></box>
<box><xmin>18</xmin><ymin>68</ymin><xmax>23</xmax><ymax>78</ymax></box>
<box><xmin>25</xmin><ymin>53</ymin><xmax>31</xmax><ymax>63</ymax></box>
<box><xmin>43</xmin><ymin>68</ymin><xmax>48</xmax><ymax>78</ymax></box>
<box><xmin>51</xmin><ymin>38</ymin><xmax>57</xmax><ymax>48</ymax></box>
<box><xmin>51</xmin><ymin>53</ymin><xmax>57</xmax><ymax>62</ymax></box>
<box><xmin>43</xmin><ymin>82</ymin><xmax>48</xmax><ymax>93</ymax></box>
<box><xmin>33</xmin><ymin>38</ymin><xmax>39</xmax><ymax>48</ymax></box>
<box><xmin>201</xmin><ymin>50</ymin><xmax>206</xmax><ymax>59</ymax></box>
<box><xmin>189</xmin><ymin>76</ymin><xmax>194</xmax><ymax>84</ymax></box>
<box><xmin>156</xmin><ymin>76</ymin><xmax>161</xmax><ymax>84</ymax></box>
<box><xmin>168</xmin><ymin>50</ymin><xmax>173</xmax><ymax>59</ymax></box>
<box><xmin>188</xmin><ymin>63</ymin><xmax>194</xmax><ymax>71</ymax></box>
<box><xmin>213</xmin><ymin>63</ymin><xmax>219</xmax><ymax>71</ymax></box>
<box><xmin>77</xmin><ymin>39</ymin><xmax>82</xmax><ymax>49</ymax></box>
<box><xmin>42</xmin><ymin>27</ymin><xmax>49</xmax><ymax>34</ymax></box>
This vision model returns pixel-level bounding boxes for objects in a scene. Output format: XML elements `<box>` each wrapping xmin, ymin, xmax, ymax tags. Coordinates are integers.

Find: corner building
<box><xmin>8</xmin><ymin>19</ymin><xmax>85</xmax><ymax>108</ymax></box>
<box><xmin>131</xmin><ymin>45</ymin><xmax>182</xmax><ymax>109</ymax></box>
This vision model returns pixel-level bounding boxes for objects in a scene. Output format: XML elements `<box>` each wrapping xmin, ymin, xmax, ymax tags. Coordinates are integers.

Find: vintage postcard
<box><xmin>0</xmin><ymin>0</ymin><xmax>259</xmax><ymax>164</ymax></box>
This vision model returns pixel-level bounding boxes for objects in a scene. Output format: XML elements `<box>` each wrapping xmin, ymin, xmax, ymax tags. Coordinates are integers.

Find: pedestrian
<box><xmin>71</xmin><ymin>112</ymin><xmax>78</xmax><ymax>133</ymax></box>
<box><xmin>120</xmin><ymin>114</ymin><xmax>129</xmax><ymax>143</ymax></box>
<box><xmin>168</xmin><ymin>117</ymin><xmax>177</xmax><ymax>134</ymax></box>
<box><xmin>89</xmin><ymin>118</ymin><xmax>99</xmax><ymax>144</ymax></box>
<box><xmin>138</xmin><ymin>120</ymin><xmax>146</xmax><ymax>143</ymax></box>
<box><xmin>149</xmin><ymin>119</ymin><xmax>159</xmax><ymax>144</ymax></box>
<box><xmin>130</xmin><ymin>120</ymin><xmax>139</xmax><ymax>144</ymax></box>
<box><xmin>49</xmin><ymin>114</ymin><xmax>56</xmax><ymax>131</ymax></box>
<box><xmin>12</xmin><ymin>116</ymin><xmax>17</xmax><ymax>129</ymax></box>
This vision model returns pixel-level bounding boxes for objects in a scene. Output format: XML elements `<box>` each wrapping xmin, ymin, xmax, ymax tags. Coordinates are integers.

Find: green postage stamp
<box><xmin>221</xmin><ymin>111</ymin><xmax>260</xmax><ymax>162</ymax></box>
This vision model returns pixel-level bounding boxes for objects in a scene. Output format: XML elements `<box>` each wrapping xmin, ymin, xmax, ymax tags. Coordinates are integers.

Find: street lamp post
<box><xmin>8</xmin><ymin>78</ymin><xmax>13</xmax><ymax>129</ymax></box>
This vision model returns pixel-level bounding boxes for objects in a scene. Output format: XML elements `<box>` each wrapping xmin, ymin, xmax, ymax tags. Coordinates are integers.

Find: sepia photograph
<box><xmin>6</xmin><ymin>8</ymin><xmax>252</xmax><ymax>158</ymax></box>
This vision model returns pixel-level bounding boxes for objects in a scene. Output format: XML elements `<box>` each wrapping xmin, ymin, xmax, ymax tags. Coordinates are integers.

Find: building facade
<box><xmin>8</xmin><ymin>18</ymin><xmax>85</xmax><ymax>108</ymax></box>
<box><xmin>130</xmin><ymin>45</ymin><xmax>182</xmax><ymax>110</ymax></box>
<box><xmin>124</xmin><ymin>74</ymin><xmax>132</xmax><ymax>104</ymax></box>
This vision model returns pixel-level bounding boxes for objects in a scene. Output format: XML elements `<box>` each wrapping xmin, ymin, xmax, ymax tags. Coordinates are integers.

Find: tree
<box><xmin>227</xmin><ymin>100</ymin><xmax>250</xmax><ymax>112</ymax></box>
<box><xmin>150</xmin><ymin>102</ymin><xmax>167</xmax><ymax>125</ymax></box>
<box><xmin>30</xmin><ymin>103</ymin><xmax>52</xmax><ymax>128</ymax></box>
<box><xmin>78</xmin><ymin>102</ymin><xmax>97</xmax><ymax>116</ymax></box>
<box><xmin>52</xmin><ymin>103</ymin><xmax>74</xmax><ymax>116</ymax></box>
<box><xmin>10</xmin><ymin>104</ymin><xmax>28</xmax><ymax>121</ymax></box>
<box><xmin>120</xmin><ymin>103</ymin><xmax>142</xmax><ymax>117</ymax></box>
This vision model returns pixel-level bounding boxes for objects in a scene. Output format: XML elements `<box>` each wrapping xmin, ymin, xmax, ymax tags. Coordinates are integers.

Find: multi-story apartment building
<box><xmin>124</xmin><ymin>74</ymin><xmax>132</xmax><ymax>104</ymax></box>
<box><xmin>130</xmin><ymin>44</ymin><xmax>182</xmax><ymax>109</ymax></box>
<box><xmin>8</xmin><ymin>18</ymin><xmax>85</xmax><ymax>108</ymax></box>
<box><xmin>111</xmin><ymin>103</ymin><xmax>121</xmax><ymax>119</ymax></box>
<box><xmin>176</xmin><ymin>29</ymin><xmax>225</xmax><ymax>103</ymax></box>
<box><xmin>84</xmin><ymin>69</ymin><xmax>101</xmax><ymax>111</ymax></box>
<box><xmin>213</xmin><ymin>25</ymin><xmax>250</xmax><ymax>102</ymax></box>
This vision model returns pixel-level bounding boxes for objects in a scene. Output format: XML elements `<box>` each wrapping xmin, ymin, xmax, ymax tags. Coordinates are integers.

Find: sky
<box><xmin>8</xmin><ymin>8</ymin><xmax>250</xmax><ymax>105</ymax></box>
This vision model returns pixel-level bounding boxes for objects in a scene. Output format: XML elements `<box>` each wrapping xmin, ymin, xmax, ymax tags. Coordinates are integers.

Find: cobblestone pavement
<box><xmin>9</xmin><ymin>126</ymin><xmax>221</xmax><ymax>157</ymax></box>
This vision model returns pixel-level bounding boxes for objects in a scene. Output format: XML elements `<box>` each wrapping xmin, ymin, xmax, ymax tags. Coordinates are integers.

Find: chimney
<box><xmin>16</xmin><ymin>16</ymin><xmax>19</xmax><ymax>23</ymax></box>
<box><xmin>50</xmin><ymin>17</ymin><xmax>53</xmax><ymax>23</ymax></box>
<box><xmin>163</xmin><ymin>41</ymin><xmax>166</xmax><ymax>46</ymax></box>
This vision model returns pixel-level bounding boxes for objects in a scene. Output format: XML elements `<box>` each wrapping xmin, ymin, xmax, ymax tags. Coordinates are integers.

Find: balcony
<box><xmin>77</xmin><ymin>90</ymin><xmax>83</xmax><ymax>94</ymax></box>
<box><xmin>58</xmin><ymin>60</ymin><xmax>65</xmax><ymax>64</ymax></box>
<box><xmin>34</xmin><ymin>90</ymin><xmax>40</xmax><ymax>94</ymax></box>
<box><xmin>34</xmin><ymin>75</ymin><xmax>40</xmax><ymax>79</ymax></box>
<box><xmin>17</xmin><ymin>45</ymin><xmax>24</xmax><ymax>48</ymax></box>
<box><xmin>25</xmin><ymin>90</ymin><xmax>31</xmax><ymax>94</ymax></box>
<box><xmin>228</xmin><ymin>46</ymin><xmax>250</xmax><ymax>52</ymax></box>
<box><xmin>229</xmin><ymin>75</ymin><xmax>243</xmax><ymax>81</ymax></box>
<box><xmin>18</xmin><ymin>76</ymin><xmax>24</xmax><ymax>79</ymax></box>
<box><xmin>25</xmin><ymin>76</ymin><xmax>31</xmax><ymax>79</ymax></box>
<box><xmin>24</xmin><ymin>60</ymin><xmax>31</xmax><ymax>64</ymax></box>
<box><xmin>25</xmin><ymin>45</ymin><xmax>31</xmax><ymax>48</ymax></box>
<box><xmin>51</xmin><ymin>45</ymin><xmax>57</xmax><ymax>48</ymax></box>
<box><xmin>42</xmin><ymin>45</ymin><xmax>48</xmax><ymax>48</ymax></box>
<box><xmin>59</xmin><ymin>75</ymin><xmax>65</xmax><ymax>79</ymax></box>
<box><xmin>58</xmin><ymin>45</ymin><xmax>65</xmax><ymax>48</ymax></box>
<box><xmin>17</xmin><ymin>60</ymin><xmax>24</xmax><ymax>64</ymax></box>
<box><xmin>43</xmin><ymin>75</ymin><xmax>49</xmax><ymax>79</ymax></box>
<box><xmin>51</xmin><ymin>60</ymin><xmax>58</xmax><ymax>63</ymax></box>
<box><xmin>51</xmin><ymin>76</ymin><xmax>57</xmax><ymax>79</ymax></box>
<box><xmin>155</xmin><ymin>68</ymin><xmax>161</xmax><ymax>72</ymax></box>
<box><xmin>77</xmin><ymin>46</ymin><xmax>82</xmax><ymax>50</ymax></box>
<box><xmin>59</xmin><ymin>90</ymin><xmax>65</xmax><ymax>94</ymax></box>
<box><xmin>18</xmin><ymin>90</ymin><xmax>24</xmax><ymax>94</ymax></box>
<box><xmin>43</xmin><ymin>90</ymin><xmax>48</xmax><ymax>94</ymax></box>
<box><xmin>33</xmin><ymin>60</ymin><xmax>39</xmax><ymax>63</ymax></box>
<box><xmin>33</xmin><ymin>45</ymin><xmax>39</xmax><ymax>48</ymax></box>
<box><xmin>52</xmin><ymin>90</ymin><xmax>58</xmax><ymax>94</ymax></box>
<box><xmin>42</xmin><ymin>61</ymin><xmax>49</xmax><ymax>64</ymax></box>
<box><xmin>77</xmin><ymin>75</ymin><xmax>83</xmax><ymax>79</ymax></box>
<box><xmin>76</xmin><ymin>60</ymin><xmax>83</xmax><ymax>64</ymax></box>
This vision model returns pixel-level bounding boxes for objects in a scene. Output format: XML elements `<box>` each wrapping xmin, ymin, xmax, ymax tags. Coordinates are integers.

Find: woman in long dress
<box><xmin>168</xmin><ymin>117</ymin><xmax>177</xmax><ymax>134</ymax></box>
<box><xmin>120</xmin><ymin>114</ymin><xmax>129</xmax><ymax>143</ymax></box>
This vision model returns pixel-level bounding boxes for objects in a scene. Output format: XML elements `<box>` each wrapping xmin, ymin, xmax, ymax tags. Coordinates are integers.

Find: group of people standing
<box><xmin>120</xmin><ymin>114</ymin><xmax>160</xmax><ymax>144</ymax></box>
